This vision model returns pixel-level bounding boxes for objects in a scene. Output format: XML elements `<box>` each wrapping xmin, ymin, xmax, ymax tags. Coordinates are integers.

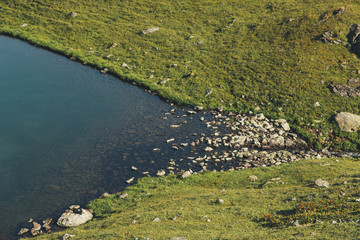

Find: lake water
<box><xmin>0</xmin><ymin>36</ymin><xmax>211</xmax><ymax>239</ymax></box>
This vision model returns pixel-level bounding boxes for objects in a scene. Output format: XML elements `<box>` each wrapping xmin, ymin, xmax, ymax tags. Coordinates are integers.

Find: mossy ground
<box><xmin>2</xmin><ymin>0</ymin><xmax>360</xmax><ymax>150</ymax></box>
<box><xmin>30</xmin><ymin>158</ymin><xmax>360</xmax><ymax>239</ymax></box>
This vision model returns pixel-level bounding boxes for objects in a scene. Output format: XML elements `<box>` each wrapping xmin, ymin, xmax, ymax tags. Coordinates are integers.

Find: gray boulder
<box><xmin>335</xmin><ymin>112</ymin><xmax>360</xmax><ymax>132</ymax></box>
<box><xmin>57</xmin><ymin>208</ymin><xmax>93</xmax><ymax>227</ymax></box>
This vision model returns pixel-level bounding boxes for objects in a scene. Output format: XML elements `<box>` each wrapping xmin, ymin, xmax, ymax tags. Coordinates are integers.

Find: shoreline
<box><xmin>0</xmin><ymin>33</ymin><xmax>359</xmax><ymax>239</ymax></box>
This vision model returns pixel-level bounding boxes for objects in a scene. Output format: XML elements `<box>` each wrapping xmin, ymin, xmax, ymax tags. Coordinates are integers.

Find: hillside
<box><xmin>31</xmin><ymin>158</ymin><xmax>360</xmax><ymax>239</ymax></box>
<box><xmin>2</xmin><ymin>0</ymin><xmax>360</xmax><ymax>150</ymax></box>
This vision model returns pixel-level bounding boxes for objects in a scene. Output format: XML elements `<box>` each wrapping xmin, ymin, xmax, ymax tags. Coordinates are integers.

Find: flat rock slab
<box><xmin>335</xmin><ymin>112</ymin><xmax>360</xmax><ymax>132</ymax></box>
<box><xmin>57</xmin><ymin>209</ymin><xmax>93</xmax><ymax>227</ymax></box>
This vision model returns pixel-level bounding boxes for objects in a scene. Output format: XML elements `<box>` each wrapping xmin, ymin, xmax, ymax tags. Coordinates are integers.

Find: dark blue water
<box><xmin>0</xmin><ymin>36</ymin><xmax>211</xmax><ymax>239</ymax></box>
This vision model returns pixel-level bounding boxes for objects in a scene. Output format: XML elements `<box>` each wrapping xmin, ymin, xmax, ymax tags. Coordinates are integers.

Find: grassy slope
<box><xmin>2</xmin><ymin>0</ymin><xmax>360</xmax><ymax>150</ymax></box>
<box><xmin>31</xmin><ymin>158</ymin><xmax>360</xmax><ymax>239</ymax></box>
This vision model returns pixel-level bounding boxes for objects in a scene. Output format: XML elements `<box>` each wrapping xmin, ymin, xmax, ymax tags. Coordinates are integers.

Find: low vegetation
<box><xmin>30</xmin><ymin>158</ymin><xmax>360</xmax><ymax>239</ymax></box>
<box><xmin>1</xmin><ymin>0</ymin><xmax>360</xmax><ymax>150</ymax></box>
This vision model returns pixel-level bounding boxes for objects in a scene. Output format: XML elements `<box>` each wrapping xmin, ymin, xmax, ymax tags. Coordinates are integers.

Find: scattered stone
<box><xmin>347</xmin><ymin>24</ymin><xmax>360</xmax><ymax>56</ymax></box>
<box><xmin>62</xmin><ymin>233</ymin><xmax>76</xmax><ymax>240</ymax></box>
<box><xmin>204</xmin><ymin>89</ymin><xmax>213</xmax><ymax>97</ymax></box>
<box><xmin>106</xmin><ymin>54</ymin><xmax>113</xmax><ymax>59</ymax></box>
<box><xmin>216</xmin><ymin>199</ymin><xmax>225</xmax><ymax>204</ymax></box>
<box><xmin>204</xmin><ymin>147</ymin><xmax>214</xmax><ymax>152</ymax></box>
<box><xmin>99</xmin><ymin>192</ymin><xmax>110</xmax><ymax>198</ymax></box>
<box><xmin>170</xmin><ymin>125</ymin><xmax>181</xmax><ymax>128</ymax></box>
<box><xmin>166</xmin><ymin>138</ymin><xmax>175</xmax><ymax>143</ymax></box>
<box><xmin>68</xmin><ymin>12</ymin><xmax>78</xmax><ymax>18</ymax></box>
<box><xmin>131</xmin><ymin>166</ymin><xmax>138</xmax><ymax>171</ymax></box>
<box><xmin>142</xmin><ymin>27</ymin><xmax>159</xmax><ymax>35</ymax></box>
<box><xmin>187</xmin><ymin>110</ymin><xmax>197</xmax><ymax>115</ymax></box>
<box><xmin>314</xmin><ymin>102</ymin><xmax>320</xmax><ymax>107</ymax></box>
<box><xmin>42</xmin><ymin>218</ymin><xmax>52</xmax><ymax>231</ymax></box>
<box><xmin>20</xmin><ymin>23</ymin><xmax>28</xmax><ymax>28</ymax></box>
<box><xmin>111</xmin><ymin>43</ymin><xmax>118</xmax><ymax>48</ymax></box>
<box><xmin>170</xmin><ymin>237</ymin><xmax>188</xmax><ymax>240</ymax></box>
<box><xmin>181</xmin><ymin>170</ymin><xmax>192</xmax><ymax>178</ymax></box>
<box><xmin>18</xmin><ymin>228</ymin><xmax>29</xmax><ymax>236</ymax></box>
<box><xmin>248</xmin><ymin>175</ymin><xmax>258</xmax><ymax>182</ymax></box>
<box><xmin>57</xmin><ymin>207</ymin><xmax>93</xmax><ymax>227</ymax></box>
<box><xmin>275</xmin><ymin>119</ymin><xmax>291</xmax><ymax>131</ymax></box>
<box><xmin>315</xmin><ymin>179</ymin><xmax>330</xmax><ymax>188</ymax></box>
<box><xmin>335</xmin><ymin>112</ymin><xmax>360</xmax><ymax>132</ymax></box>
<box><xmin>292</xmin><ymin>220</ymin><xmax>301</xmax><ymax>227</ymax></box>
<box><xmin>156</xmin><ymin>169</ymin><xmax>166</xmax><ymax>176</ymax></box>
<box><xmin>153</xmin><ymin>148</ymin><xmax>160</xmax><ymax>151</ymax></box>
<box><xmin>172</xmin><ymin>146</ymin><xmax>179</xmax><ymax>150</ymax></box>
<box><xmin>194</xmin><ymin>106</ymin><xmax>204</xmax><ymax>111</ymax></box>
<box><xmin>333</xmin><ymin>7</ymin><xmax>345</xmax><ymax>16</ymax></box>
<box><xmin>120</xmin><ymin>193</ymin><xmax>129</xmax><ymax>199</ymax></box>
<box><xmin>152</xmin><ymin>217</ymin><xmax>161</xmax><ymax>222</ymax></box>
<box><xmin>100</xmin><ymin>68</ymin><xmax>108</xmax><ymax>74</ymax></box>
<box><xmin>32</xmin><ymin>221</ymin><xmax>41</xmax><ymax>231</ymax></box>
<box><xmin>160</xmin><ymin>78</ymin><xmax>170</xmax><ymax>85</ymax></box>
<box><xmin>126</xmin><ymin>177</ymin><xmax>135</xmax><ymax>184</ymax></box>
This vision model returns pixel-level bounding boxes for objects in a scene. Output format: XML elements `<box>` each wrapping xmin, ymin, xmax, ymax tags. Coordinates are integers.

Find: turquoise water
<box><xmin>0</xmin><ymin>36</ymin><xmax>209</xmax><ymax>239</ymax></box>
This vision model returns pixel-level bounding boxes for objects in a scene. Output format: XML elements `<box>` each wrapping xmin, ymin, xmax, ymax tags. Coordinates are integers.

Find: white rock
<box><xmin>315</xmin><ymin>179</ymin><xmax>329</xmax><ymax>188</ymax></box>
<box><xmin>142</xmin><ymin>27</ymin><xmax>159</xmax><ymax>35</ymax></box>
<box><xmin>181</xmin><ymin>170</ymin><xmax>192</xmax><ymax>178</ymax></box>
<box><xmin>275</xmin><ymin>119</ymin><xmax>291</xmax><ymax>131</ymax></box>
<box><xmin>57</xmin><ymin>209</ymin><xmax>93</xmax><ymax>227</ymax></box>
<box><xmin>156</xmin><ymin>169</ymin><xmax>166</xmax><ymax>176</ymax></box>
<box><xmin>204</xmin><ymin>147</ymin><xmax>214</xmax><ymax>152</ymax></box>
<box><xmin>126</xmin><ymin>177</ymin><xmax>135</xmax><ymax>184</ymax></box>
<box><xmin>335</xmin><ymin>112</ymin><xmax>360</xmax><ymax>132</ymax></box>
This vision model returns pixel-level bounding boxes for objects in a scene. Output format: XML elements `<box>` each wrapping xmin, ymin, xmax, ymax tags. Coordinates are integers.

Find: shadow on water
<box><xmin>0</xmin><ymin>36</ymin><xmax>212</xmax><ymax>239</ymax></box>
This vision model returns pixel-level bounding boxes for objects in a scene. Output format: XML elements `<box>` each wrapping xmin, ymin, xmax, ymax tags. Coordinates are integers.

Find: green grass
<box><xmin>2</xmin><ymin>0</ymin><xmax>360</xmax><ymax>150</ymax></box>
<box><xmin>30</xmin><ymin>158</ymin><xmax>360</xmax><ymax>239</ymax></box>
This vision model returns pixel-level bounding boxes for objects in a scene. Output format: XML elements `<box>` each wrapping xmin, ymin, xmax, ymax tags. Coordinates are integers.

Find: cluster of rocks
<box><xmin>318</xmin><ymin>31</ymin><xmax>345</xmax><ymax>45</ymax></box>
<box><xmin>18</xmin><ymin>218</ymin><xmax>52</xmax><ymax>237</ymax></box>
<box><xmin>330</xmin><ymin>78</ymin><xmax>360</xmax><ymax>97</ymax></box>
<box><xmin>153</xmin><ymin>110</ymin><xmax>346</xmax><ymax>177</ymax></box>
<box><xmin>18</xmin><ymin>205</ymin><xmax>92</xmax><ymax>238</ymax></box>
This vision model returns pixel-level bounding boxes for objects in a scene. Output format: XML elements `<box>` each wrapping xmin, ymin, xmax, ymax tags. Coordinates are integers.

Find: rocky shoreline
<box><xmin>152</xmin><ymin>108</ymin><xmax>360</xmax><ymax>178</ymax></box>
<box><xmin>17</xmin><ymin>107</ymin><xmax>360</xmax><ymax>239</ymax></box>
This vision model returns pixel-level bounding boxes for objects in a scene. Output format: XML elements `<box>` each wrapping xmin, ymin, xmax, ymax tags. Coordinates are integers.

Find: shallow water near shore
<box><xmin>0</xmin><ymin>36</ymin><xmax>213</xmax><ymax>239</ymax></box>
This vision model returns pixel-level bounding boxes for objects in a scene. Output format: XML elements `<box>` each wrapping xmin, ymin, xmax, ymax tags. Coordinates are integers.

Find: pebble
<box><xmin>126</xmin><ymin>177</ymin><xmax>135</xmax><ymax>184</ymax></box>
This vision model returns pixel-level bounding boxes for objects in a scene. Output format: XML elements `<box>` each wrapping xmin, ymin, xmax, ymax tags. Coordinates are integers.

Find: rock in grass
<box><xmin>216</xmin><ymin>199</ymin><xmax>225</xmax><ymax>204</ymax></box>
<box><xmin>170</xmin><ymin>237</ymin><xmax>188</xmax><ymax>240</ymax></box>
<box><xmin>153</xmin><ymin>217</ymin><xmax>161</xmax><ymax>222</ymax></box>
<box><xmin>315</xmin><ymin>179</ymin><xmax>329</xmax><ymax>188</ymax></box>
<box><xmin>335</xmin><ymin>112</ymin><xmax>360</xmax><ymax>132</ymax></box>
<box><xmin>57</xmin><ymin>208</ymin><xmax>93</xmax><ymax>227</ymax></box>
<box><xmin>142</xmin><ymin>27</ymin><xmax>159</xmax><ymax>35</ymax></box>
<box><xmin>20</xmin><ymin>23</ymin><xmax>28</xmax><ymax>27</ymax></box>
<box><xmin>181</xmin><ymin>170</ymin><xmax>192</xmax><ymax>178</ymax></box>
<box><xmin>68</xmin><ymin>12</ymin><xmax>78</xmax><ymax>18</ymax></box>
<box><xmin>204</xmin><ymin>89</ymin><xmax>213</xmax><ymax>97</ymax></box>
<box><xmin>62</xmin><ymin>233</ymin><xmax>76</xmax><ymax>240</ymax></box>
<box><xmin>248</xmin><ymin>175</ymin><xmax>258</xmax><ymax>182</ymax></box>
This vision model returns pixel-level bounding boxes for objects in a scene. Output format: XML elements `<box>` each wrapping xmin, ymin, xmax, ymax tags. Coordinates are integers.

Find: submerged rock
<box><xmin>57</xmin><ymin>207</ymin><xmax>93</xmax><ymax>227</ymax></box>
